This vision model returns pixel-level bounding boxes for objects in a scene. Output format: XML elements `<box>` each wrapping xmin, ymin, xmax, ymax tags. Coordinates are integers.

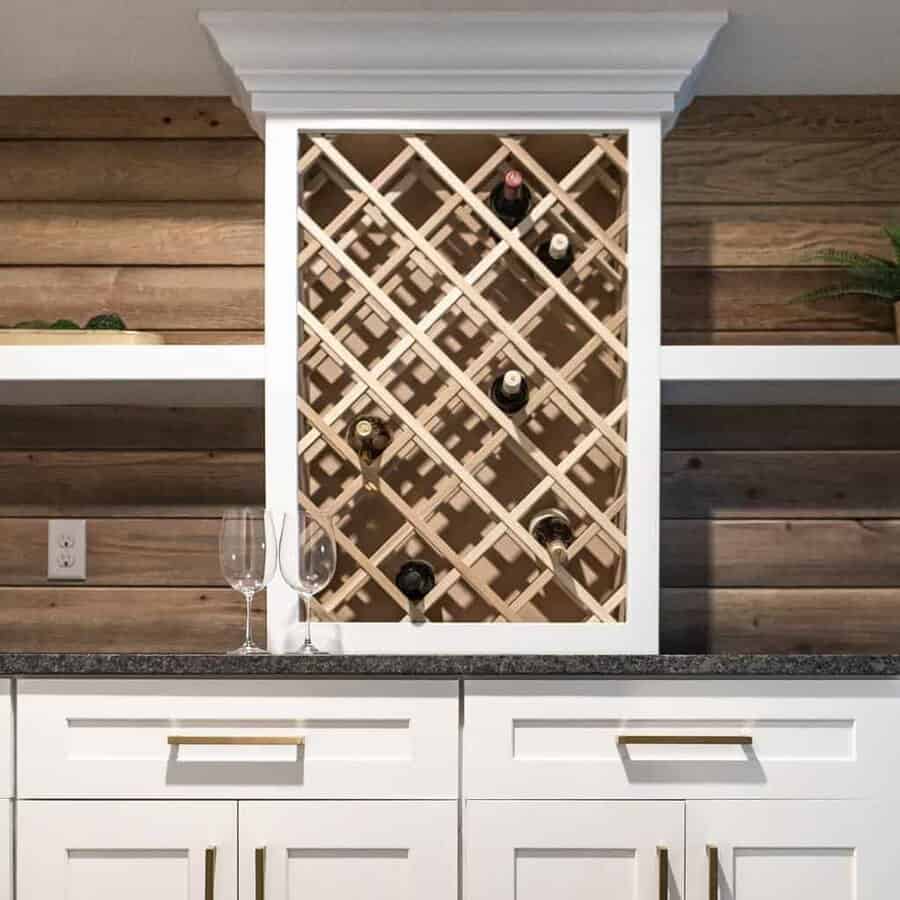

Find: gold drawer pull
<box><xmin>617</xmin><ymin>735</ymin><xmax>752</xmax><ymax>746</ymax></box>
<box><xmin>256</xmin><ymin>847</ymin><xmax>266</xmax><ymax>900</ymax></box>
<box><xmin>707</xmin><ymin>845</ymin><xmax>718</xmax><ymax>899</ymax></box>
<box><xmin>657</xmin><ymin>846</ymin><xmax>668</xmax><ymax>900</ymax></box>
<box><xmin>205</xmin><ymin>846</ymin><xmax>216</xmax><ymax>900</ymax></box>
<box><xmin>168</xmin><ymin>736</ymin><xmax>304</xmax><ymax>747</ymax></box>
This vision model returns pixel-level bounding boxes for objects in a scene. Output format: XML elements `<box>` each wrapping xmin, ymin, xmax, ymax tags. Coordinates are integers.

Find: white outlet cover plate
<box><xmin>47</xmin><ymin>519</ymin><xmax>86</xmax><ymax>581</ymax></box>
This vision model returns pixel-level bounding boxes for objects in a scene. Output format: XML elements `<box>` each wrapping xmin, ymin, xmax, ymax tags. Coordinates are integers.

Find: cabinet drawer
<box><xmin>0</xmin><ymin>682</ymin><xmax>10</xmax><ymax>799</ymax></box>
<box><xmin>464</xmin><ymin>679</ymin><xmax>900</xmax><ymax>800</ymax></box>
<box><xmin>18</xmin><ymin>679</ymin><xmax>458</xmax><ymax>799</ymax></box>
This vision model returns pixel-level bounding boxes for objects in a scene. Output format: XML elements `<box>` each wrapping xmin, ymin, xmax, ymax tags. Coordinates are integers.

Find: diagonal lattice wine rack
<box><xmin>296</xmin><ymin>132</ymin><xmax>629</xmax><ymax>625</ymax></box>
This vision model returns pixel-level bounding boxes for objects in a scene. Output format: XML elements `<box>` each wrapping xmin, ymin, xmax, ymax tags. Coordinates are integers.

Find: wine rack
<box><xmin>296</xmin><ymin>132</ymin><xmax>629</xmax><ymax>625</ymax></box>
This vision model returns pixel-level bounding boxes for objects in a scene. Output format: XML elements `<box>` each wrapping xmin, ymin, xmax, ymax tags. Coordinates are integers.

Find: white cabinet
<box><xmin>239</xmin><ymin>801</ymin><xmax>457</xmax><ymax>900</ymax></box>
<box><xmin>686</xmin><ymin>800</ymin><xmax>894</xmax><ymax>899</ymax></box>
<box><xmin>18</xmin><ymin>679</ymin><xmax>458</xmax><ymax>799</ymax></box>
<box><xmin>17</xmin><ymin>800</ymin><xmax>236</xmax><ymax>900</ymax></box>
<box><xmin>466</xmin><ymin>800</ymin><xmax>684</xmax><ymax>900</ymax></box>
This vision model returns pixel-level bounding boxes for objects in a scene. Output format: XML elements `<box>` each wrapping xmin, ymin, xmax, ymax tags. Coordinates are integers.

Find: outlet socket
<box><xmin>47</xmin><ymin>519</ymin><xmax>86</xmax><ymax>581</ymax></box>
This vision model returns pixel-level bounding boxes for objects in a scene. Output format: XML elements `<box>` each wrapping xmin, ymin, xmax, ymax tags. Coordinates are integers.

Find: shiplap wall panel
<box><xmin>0</xmin><ymin>97</ymin><xmax>255</xmax><ymax>139</ymax></box>
<box><xmin>661</xmin><ymin>589</ymin><xmax>900</xmax><ymax>654</ymax></box>
<box><xmin>0</xmin><ymin>406</ymin><xmax>263</xmax><ymax>450</ymax></box>
<box><xmin>0</xmin><ymin>140</ymin><xmax>263</xmax><ymax>202</ymax></box>
<box><xmin>0</xmin><ymin>451</ymin><xmax>263</xmax><ymax>516</ymax></box>
<box><xmin>0</xmin><ymin>519</ymin><xmax>222</xmax><ymax>586</ymax></box>
<box><xmin>0</xmin><ymin>97</ymin><xmax>898</xmax><ymax>651</ymax></box>
<box><xmin>0</xmin><ymin>587</ymin><xmax>264</xmax><ymax>652</ymax></box>
<box><xmin>0</xmin><ymin>267</ymin><xmax>263</xmax><ymax>330</ymax></box>
<box><xmin>0</xmin><ymin>202</ymin><xmax>263</xmax><ymax>265</ymax></box>
<box><xmin>662</xmin><ymin>451</ymin><xmax>900</xmax><ymax>518</ymax></box>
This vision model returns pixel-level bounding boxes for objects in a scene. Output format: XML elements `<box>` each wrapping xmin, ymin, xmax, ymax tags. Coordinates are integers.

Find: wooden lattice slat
<box><xmin>297</xmin><ymin>131</ymin><xmax>629</xmax><ymax>624</ymax></box>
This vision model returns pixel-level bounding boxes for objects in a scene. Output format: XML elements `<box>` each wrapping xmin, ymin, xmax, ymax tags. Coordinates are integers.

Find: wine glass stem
<box><xmin>243</xmin><ymin>590</ymin><xmax>254</xmax><ymax>646</ymax></box>
<box><xmin>304</xmin><ymin>593</ymin><xmax>313</xmax><ymax>647</ymax></box>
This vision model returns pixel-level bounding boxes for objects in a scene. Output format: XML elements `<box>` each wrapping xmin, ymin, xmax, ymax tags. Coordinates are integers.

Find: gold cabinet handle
<box><xmin>255</xmin><ymin>847</ymin><xmax>266</xmax><ymax>900</ymax></box>
<box><xmin>617</xmin><ymin>735</ymin><xmax>752</xmax><ymax>746</ymax></box>
<box><xmin>168</xmin><ymin>736</ymin><xmax>303</xmax><ymax>747</ymax></box>
<box><xmin>205</xmin><ymin>846</ymin><xmax>216</xmax><ymax>900</ymax></box>
<box><xmin>657</xmin><ymin>846</ymin><xmax>668</xmax><ymax>900</ymax></box>
<box><xmin>707</xmin><ymin>845</ymin><xmax>718</xmax><ymax>900</ymax></box>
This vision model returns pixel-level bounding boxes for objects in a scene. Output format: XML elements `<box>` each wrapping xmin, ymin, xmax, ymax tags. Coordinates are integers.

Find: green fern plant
<box><xmin>795</xmin><ymin>225</ymin><xmax>900</xmax><ymax>305</ymax></box>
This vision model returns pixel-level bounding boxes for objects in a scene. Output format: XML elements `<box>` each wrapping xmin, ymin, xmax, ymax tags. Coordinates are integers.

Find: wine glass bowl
<box><xmin>219</xmin><ymin>507</ymin><xmax>277</xmax><ymax>655</ymax></box>
<box><xmin>278</xmin><ymin>511</ymin><xmax>337</xmax><ymax>655</ymax></box>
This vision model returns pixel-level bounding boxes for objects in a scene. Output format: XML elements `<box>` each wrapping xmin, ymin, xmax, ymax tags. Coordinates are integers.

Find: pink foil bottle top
<box><xmin>503</xmin><ymin>169</ymin><xmax>524</xmax><ymax>200</ymax></box>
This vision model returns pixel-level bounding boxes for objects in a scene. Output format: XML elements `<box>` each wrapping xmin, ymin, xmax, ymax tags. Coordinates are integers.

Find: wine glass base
<box><xmin>228</xmin><ymin>642</ymin><xmax>268</xmax><ymax>656</ymax></box>
<box><xmin>293</xmin><ymin>642</ymin><xmax>329</xmax><ymax>656</ymax></box>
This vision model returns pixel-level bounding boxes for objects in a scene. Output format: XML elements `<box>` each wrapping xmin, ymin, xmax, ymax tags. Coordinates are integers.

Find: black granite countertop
<box><xmin>0</xmin><ymin>652</ymin><xmax>897</xmax><ymax>677</ymax></box>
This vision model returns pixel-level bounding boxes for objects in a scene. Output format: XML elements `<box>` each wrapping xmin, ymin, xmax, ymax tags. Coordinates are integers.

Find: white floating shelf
<box><xmin>0</xmin><ymin>345</ymin><xmax>264</xmax><ymax>406</ymax></box>
<box><xmin>661</xmin><ymin>346</ymin><xmax>900</xmax><ymax>405</ymax></box>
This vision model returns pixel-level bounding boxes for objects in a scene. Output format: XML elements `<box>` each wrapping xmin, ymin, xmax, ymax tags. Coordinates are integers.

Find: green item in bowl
<box><xmin>13</xmin><ymin>320</ymin><xmax>52</xmax><ymax>329</ymax></box>
<box><xmin>49</xmin><ymin>319</ymin><xmax>80</xmax><ymax>330</ymax></box>
<box><xmin>85</xmin><ymin>313</ymin><xmax>127</xmax><ymax>330</ymax></box>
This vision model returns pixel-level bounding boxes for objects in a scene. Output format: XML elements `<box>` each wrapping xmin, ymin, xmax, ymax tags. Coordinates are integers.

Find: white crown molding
<box><xmin>198</xmin><ymin>11</ymin><xmax>728</xmax><ymax>135</ymax></box>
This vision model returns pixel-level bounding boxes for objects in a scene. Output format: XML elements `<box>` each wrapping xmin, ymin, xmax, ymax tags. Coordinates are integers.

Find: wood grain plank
<box><xmin>663</xmin><ymin>406</ymin><xmax>900</xmax><ymax>450</ymax></box>
<box><xmin>0</xmin><ymin>140</ymin><xmax>262</xmax><ymax>202</ymax></box>
<box><xmin>663</xmin><ymin>205</ymin><xmax>899</xmax><ymax>268</ymax></box>
<box><xmin>671</xmin><ymin>96</ymin><xmax>900</xmax><ymax>142</ymax></box>
<box><xmin>0</xmin><ymin>451</ymin><xmax>263</xmax><ymax>516</ymax></box>
<box><xmin>665</xmin><ymin>141</ymin><xmax>900</xmax><ymax>204</ymax></box>
<box><xmin>662</xmin><ymin>519</ymin><xmax>900</xmax><ymax>587</ymax></box>
<box><xmin>661</xmin><ymin>588</ymin><xmax>900</xmax><ymax>653</ymax></box>
<box><xmin>0</xmin><ymin>587</ymin><xmax>265</xmax><ymax>652</ymax></box>
<box><xmin>663</xmin><ymin>267</ymin><xmax>894</xmax><ymax>332</ymax></box>
<box><xmin>0</xmin><ymin>266</ymin><xmax>263</xmax><ymax>329</ymax></box>
<box><xmin>0</xmin><ymin>406</ymin><xmax>263</xmax><ymax>450</ymax></box>
<box><xmin>0</xmin><ymin>518</ymin><xmax>222</xmax><ymax>586</ymax></box>
<box><xmin>0</xmin><ymin>97</ymin><xmax>255</xmax><ymax>140</ymax></box>
<box><xmin>663</xmin><ymin>331</ymin><xmax>894</xmax><ymax>345</ymax></box>
<box><xmin>663</xmin><ymin>451</ymin><xmax>900</xmax><ymax>518</ymax></box>
<box><xmin>0</xmin><ymin>203</ymin><xmax>263</xmax><ymax>265</ymax></box>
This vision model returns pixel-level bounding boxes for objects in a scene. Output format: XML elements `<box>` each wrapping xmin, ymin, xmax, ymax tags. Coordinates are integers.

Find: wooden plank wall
<box><xmin>0</xmin><ymin>96</ymin><xmax>898</xmax><ymax>652</ymax></box>
<box><xmin>0</xmin><ymin>99</ymin><xmax>266</xmax><ymax>651</ymax></box>
<box><xmin>661</xmin><ymin>96</ymin><xmax>900</xmax><ymax>652</ymax></box>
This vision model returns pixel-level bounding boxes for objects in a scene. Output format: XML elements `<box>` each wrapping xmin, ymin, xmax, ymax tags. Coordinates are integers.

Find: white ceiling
<box><xmin>3</xmin><ymin>0</ymin><xmax>900</xmax><ymax>96</ymax></box>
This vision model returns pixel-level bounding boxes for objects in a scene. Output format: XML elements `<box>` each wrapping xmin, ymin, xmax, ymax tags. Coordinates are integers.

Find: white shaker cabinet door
<box><xmin>687</xmin><ymin>800</ymin><xmax>895</xmax><ymax>900</ymax></box>
<box><xmin>466</xmin><ymin>800</ymin><xmax>684</xmax><ymax>900</ymax></box>
<box><xmin>17</xmin><ymin>800</ymin><xmax>236</xmax><ymax>900</ymax></box>
<box><xmin>0</xmin><ymin>802</ymin><xmax>9</xmax><ymax>900</ymax></box>
<box><xmin>240</xmin><ymin>801</ymin><xmax>457</xmax><ymax>900</ymax></box>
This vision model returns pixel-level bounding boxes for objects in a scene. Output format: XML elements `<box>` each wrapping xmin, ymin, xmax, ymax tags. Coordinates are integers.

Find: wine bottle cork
<box><xmin>501</xmin><ymin>369</ymin><xmax>523</xmax><ymax>396</ymax></box>
<box><xmin>548</xmin><ymin>233</ymin><xmax>570</xmax><ymax>260</ymax></box>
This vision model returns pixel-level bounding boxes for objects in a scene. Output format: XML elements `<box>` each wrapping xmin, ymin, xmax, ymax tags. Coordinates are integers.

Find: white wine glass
<box><xmin>219</xmin><ymin>507</ymin><xmax>277</xmax><ymax>655</ymax></box>
<box><xmin>279</xmin><ymin>511</ymin><xmax>337</xmax><ymax>655</ymax></box>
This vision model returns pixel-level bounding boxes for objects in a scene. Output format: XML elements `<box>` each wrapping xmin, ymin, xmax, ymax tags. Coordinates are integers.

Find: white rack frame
<box><xmin>264</xmin><ymin>115</ymin><xmax>661</xmax><ymax>655</ymax></box>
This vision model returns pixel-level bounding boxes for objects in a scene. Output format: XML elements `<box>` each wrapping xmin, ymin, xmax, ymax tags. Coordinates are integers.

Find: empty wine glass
<box><xmin>279</xmin><ymin>511</ymin><xmax>337</xmax><ymax>655</ymax></box>
<box><xmin>219</xmin><ymin>507</ymin><xmax>277</xmax><ymax>655</ymax></box>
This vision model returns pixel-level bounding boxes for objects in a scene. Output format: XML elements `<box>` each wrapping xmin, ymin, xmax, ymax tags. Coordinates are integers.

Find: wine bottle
<box><xmin>537</xmin><ymin>232</ymin><xmax>574</xmax><ymax>277</ymax></box>
<box><xmin>395</xmin><ymin>560</ymin><xmax>436</xmax><ymax>601</ymax></box>
<box><xmin>490</xmin><ymin>368</ymin><xmax>529</xmax><ymax>415</ymax></box>
<box><xmin>346</xmin><ymin>415</ymin><xmax>391</xmax><ymax>486</ymax></box>
<box><xmin>489</xmin><ymin>169</ymin><xmax>532</xmax><ymax>231</ymax></box>
<box><xmin>529</xmin><ymin>508</ymin><xmax>574</xmax><ymax>566</ymax></box>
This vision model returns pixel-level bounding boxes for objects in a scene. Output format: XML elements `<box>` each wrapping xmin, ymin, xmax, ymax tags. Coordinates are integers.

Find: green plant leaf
<box><xmin>791</xmin><ymin>283</ymin><xmax>899</xmax><ymax>305</ymax></box>
<box><xmin>886</xmin><ymin>225</ymin><xmax>900</xmax><ymax>263</ymax></box>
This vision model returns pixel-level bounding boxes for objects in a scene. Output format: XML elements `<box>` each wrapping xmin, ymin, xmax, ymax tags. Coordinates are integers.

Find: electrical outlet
<box><xmin>47</xmin><ymin>519</ymin><xmax>86</xmax><ymax>581</ymax></box>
